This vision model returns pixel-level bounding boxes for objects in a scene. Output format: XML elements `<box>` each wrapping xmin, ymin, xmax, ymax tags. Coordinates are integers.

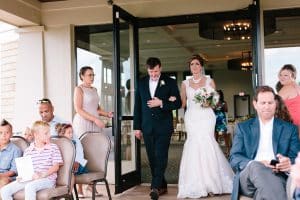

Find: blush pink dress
<box><xmin>73</xmin><ymin>86</ymin><xmax>102</xmax><ymax>137</ymax></box>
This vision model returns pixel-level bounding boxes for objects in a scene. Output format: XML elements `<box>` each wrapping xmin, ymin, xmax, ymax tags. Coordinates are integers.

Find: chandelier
<box><xmin>198</xmin><ymin>8</ymin><xmax>275</xmax><ymax>41</ymax></box>
<box><xmin>223</xmin><ymin>21</ymin><xmax>251</xmax><ymax>40</ymax></box>
<box><xmin>228</xmin><ymin>51</ymin><xmax>252</xmax><ymax>71</ymax></box>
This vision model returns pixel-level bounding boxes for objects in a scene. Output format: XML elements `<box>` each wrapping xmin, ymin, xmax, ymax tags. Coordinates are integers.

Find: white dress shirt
<box><xmin>254</xmin><ymin>117</ymin><xmax>275</xmax><ymax>161</ymax></box>
<box><xmin>149</xmin><ymin>78</ymin><xmax>159</xmax><ymax>98</ymax></box>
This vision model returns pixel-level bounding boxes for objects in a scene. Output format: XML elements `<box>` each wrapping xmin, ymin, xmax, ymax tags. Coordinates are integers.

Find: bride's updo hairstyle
<box><xmin>187</xmin><ymin>54</ymin><xmax>205</xmax><ymax>68</ymax></box>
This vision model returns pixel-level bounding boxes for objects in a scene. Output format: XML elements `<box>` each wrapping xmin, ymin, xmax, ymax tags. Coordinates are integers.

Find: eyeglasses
<box><xmin>86</xmin><ymin>74</ymin><xmax>96</xmax><ymax>77</ymax></box>
<box><xmin>37</xmin><ymin>99</ymin><xmax>52</xmax><ymax>104</ymax></box>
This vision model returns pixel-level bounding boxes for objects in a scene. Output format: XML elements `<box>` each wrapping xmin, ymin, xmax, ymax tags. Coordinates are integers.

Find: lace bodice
<box><xmin>183</xmin><ymin>77</ymin><xmax>213</xmax><ymax>110</ymax></box>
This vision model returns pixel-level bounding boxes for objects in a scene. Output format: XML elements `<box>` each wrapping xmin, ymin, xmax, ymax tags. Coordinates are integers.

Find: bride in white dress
<box><xmin>177</xmin><ymin>55</ymin><xmax>234</xmax><ymax>199</ymax></box>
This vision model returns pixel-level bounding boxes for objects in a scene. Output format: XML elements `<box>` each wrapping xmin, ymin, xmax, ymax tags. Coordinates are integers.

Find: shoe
<box><xmin>149</xmin><ymin>188</ymin><xmax>159</xmax><ymax>200</ymax></box>
<box><xmin>158</xmin><ymin>187</ymin><xmax>168</xmax><ymax>195</ymax></box>
<box><xmin>86</xmin><ymin>185</ymin><xmax>103</xmax><ymax>197</ymax></box>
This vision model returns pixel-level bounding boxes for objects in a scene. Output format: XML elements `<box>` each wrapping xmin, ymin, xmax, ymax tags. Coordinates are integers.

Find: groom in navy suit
<box><xmin>230</xmin><ymin>86</ymin><xmax>300</xmax><ymax>200</ymax></box>
<box><xmin>134</xmin><ymin>57</ymin><xmax>181</xmax><ymax>200</ymax></box>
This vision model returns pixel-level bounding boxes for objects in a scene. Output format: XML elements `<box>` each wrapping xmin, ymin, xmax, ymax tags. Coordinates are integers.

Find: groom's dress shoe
<box><xmin>150</xmin><ymin>189</ymin><xmax>159</xmax><ymax>200</ymax></box>
<box><xmin>158</xmin><ymin>187</ymin><xmax>168</xmax><ymax>195</ymax></box>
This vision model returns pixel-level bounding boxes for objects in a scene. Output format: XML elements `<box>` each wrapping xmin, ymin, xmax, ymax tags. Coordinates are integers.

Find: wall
<box><xmin>44</xmin><ymin>25</ymin><xmax>75</xmax><ymax>123</ymax></box>
<box><xmin>0</xmin><ymin>41</ymin><xmax>18</xmax><ymax>124</ymax></box>
<box><xmin>213</xmin><ymin>69</ymin><xmax>254</xmax><ymax>118</ymax></box>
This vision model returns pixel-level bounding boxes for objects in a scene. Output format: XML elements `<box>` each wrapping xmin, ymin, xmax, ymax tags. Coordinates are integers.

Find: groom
<box><xmin>134</xmin><ymin>57</ymin><xmax>181</xmax><ymax>200</ymax></box>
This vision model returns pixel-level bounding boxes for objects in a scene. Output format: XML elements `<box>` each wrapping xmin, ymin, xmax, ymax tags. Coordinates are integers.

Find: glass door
<box><xmin>113</xmin><ymin>5</ymin><xmax>140</xmax><ymax>193</ymax></box>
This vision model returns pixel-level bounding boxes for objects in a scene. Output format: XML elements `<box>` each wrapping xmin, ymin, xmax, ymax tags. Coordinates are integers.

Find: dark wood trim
<box><xmin>250</xmin><ymin>0</ymin><xmax>262</xmax><ymax>88</ymax></box>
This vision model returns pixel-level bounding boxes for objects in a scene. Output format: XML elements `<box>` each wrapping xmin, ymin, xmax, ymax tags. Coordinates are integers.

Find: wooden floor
<box><xmin>82</xmin><ymin>184</ymin><xmax>231</xmax><ymax>200</ymax></box>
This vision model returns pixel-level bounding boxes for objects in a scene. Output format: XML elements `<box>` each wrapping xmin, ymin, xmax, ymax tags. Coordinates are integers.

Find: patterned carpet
<box><xmin>141</xmin><ymin>138</ymin><xmax>229</xmax><ymax>184</ymax></box>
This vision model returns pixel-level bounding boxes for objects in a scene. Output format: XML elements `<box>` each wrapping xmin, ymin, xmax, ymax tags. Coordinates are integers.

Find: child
<box><xmin>55</xmin><ymin>123</ymin><xmax>88</xmax><ymax>197</ymax></box>
<box><xmin>23</xmin><ymin>127</ymin><xmax>34</xmax><ymax>143</ymax></box>
<box><xmin>1</xmin><ymin>121</ymin><xmax>63</xmax><ymax>200</ymax></box>
<box><xmin>0</xmin><ymin>119</ymin><xmax>22</xmax><ymax>188</ymax></box>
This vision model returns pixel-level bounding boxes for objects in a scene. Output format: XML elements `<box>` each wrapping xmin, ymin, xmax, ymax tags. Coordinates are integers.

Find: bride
<box><xmin>177</xmin><ymin>55</ymin><xmax>234</xmax><ymax>198</ymax></box>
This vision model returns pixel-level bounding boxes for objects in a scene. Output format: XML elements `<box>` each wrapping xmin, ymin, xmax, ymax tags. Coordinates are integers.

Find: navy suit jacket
<box><xmin>133</xmin><ymin>74</ymin><xmax>182</xmax><ymax>134</ymax></box>
<box><xmin>229</xmin><ymin>117</ymin><xmax>300</xmax><ymax>200</ymax></box>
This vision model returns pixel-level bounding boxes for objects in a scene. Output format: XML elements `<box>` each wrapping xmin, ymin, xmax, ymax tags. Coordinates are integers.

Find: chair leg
<box><xmin>73</xmin><ymin>184</ymin><xmax>79</xmax><ymax>200</ymax></box>
<box><xmin>104</xmin><ymin>179</ymin><xmax>112</xmax><ymax>200</ymax></box>
<box><xmin>92</xmin><ymin>183</ymin><xmax>96</xmax><ymax>200</ymax></box>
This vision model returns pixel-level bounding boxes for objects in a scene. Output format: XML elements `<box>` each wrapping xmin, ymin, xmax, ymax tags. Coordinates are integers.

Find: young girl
<box><xmin>55</xmin><ymin>123</ymin><xmax>88</xmax><ymax>197</ymax></box>
<box><xmin>1</xmin><ymin>121</ymin><xmax>63</xmax><ymax>200</ymax></box>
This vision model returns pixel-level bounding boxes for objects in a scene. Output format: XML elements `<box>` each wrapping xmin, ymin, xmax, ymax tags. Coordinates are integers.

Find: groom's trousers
<box><xmin>143</xmin><ymin>127</ymin><xmax>171</xmax><ymax>189</ymax></box>
<box><xmin>239</xmin><ymin>161</ymin><xmax>287</xmax><ymax>200</ymax></box>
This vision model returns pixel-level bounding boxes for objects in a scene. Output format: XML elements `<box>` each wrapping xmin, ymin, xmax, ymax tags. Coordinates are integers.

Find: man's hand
<box><xmin>168</xmin><ymin>96</ymin><xmax>176</xmax><ymax>102</ymax></box>
<box><xmin>135</xmin><ymin>130</ymin><xmax>142</xmax><ymax>140</ymax></box>
<box><xmin>147</xmin><ymin>97</ymin><xmax>162</xmax><ymax>108</ymax></box>
<box><xmin>275</xmin><ymin>154</ymin><xmax>291</xmax><ymax>172</ymax></box>
<box><xmin>260</xmin><ymin>160</ymin><xmax>276</xmax><ymax>170</ymax></box>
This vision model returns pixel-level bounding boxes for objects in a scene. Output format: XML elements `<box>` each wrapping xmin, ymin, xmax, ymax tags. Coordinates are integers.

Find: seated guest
<box><xmin>37</xmin><ymin>98</ymin><xmax>87</xmax><ymax>168</ymax></box>
<box><xmin>1</xmin><ymin>121</ymin><xmax>63</xmax><ymax>200</ymax></box>
<box><xmin>230</xmin><ymin>86</ymin><xmax>300</xmax><ymax>200</ymax></box>
<box><xmin>23</xmin><ymin>127</ymin><xmax>34</xmax><ymax>143</ymax></box>
<box><xmin>0</xmin><ymin>119</ymin><xmax>22</xmax><ymax>189</ymax></box>
<box><xmin>56</xmin><ymin>123</ymin><xmax>88</xmax><ymax>197</ymax></box>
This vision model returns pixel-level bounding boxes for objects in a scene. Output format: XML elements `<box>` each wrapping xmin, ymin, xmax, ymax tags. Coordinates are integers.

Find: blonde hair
<box><xmin>31</xmin><ymin>120</ymin><xmax>50</xmax><ymax>133</ymax></box>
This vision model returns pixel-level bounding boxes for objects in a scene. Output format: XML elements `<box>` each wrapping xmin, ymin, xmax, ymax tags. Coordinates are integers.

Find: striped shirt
<box><xmin>24</xmin><ymin>143</ymin><xmax>63</xmax><ymax>184</ymax></box>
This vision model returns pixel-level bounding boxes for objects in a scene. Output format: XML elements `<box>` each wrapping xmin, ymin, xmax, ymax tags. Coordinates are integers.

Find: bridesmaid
<box><xmin>73</xmin><ymin>66</ymin><xmax>113</xmax><ymax>137</ymax></box>
<box><xmin>278</xmin><ymin>64</ymin><xmax>300</xmax><ymax>133</ymax></box>
<box><xmin>72</xmin><ymin>66</ymin><xmax>113</xmax><ymax>196</ymax></box>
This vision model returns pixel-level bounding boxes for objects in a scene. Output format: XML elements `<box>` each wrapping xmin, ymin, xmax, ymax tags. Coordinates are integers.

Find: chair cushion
<box><xmin>75</xmin><ymin>172</ymin><xmax>105</xmax><ymax>184</ymax></box>
<box><xmin>13</xmin><ymin>185</ymin><xmax>68</xmax><ymax>200</ymax></box>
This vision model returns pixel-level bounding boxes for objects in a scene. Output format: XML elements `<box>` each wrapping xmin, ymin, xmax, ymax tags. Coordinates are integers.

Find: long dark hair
<box><xmin>275</xmin><ymin>94</ymin><xmax>293</xmax><ymax>123</ymax></box>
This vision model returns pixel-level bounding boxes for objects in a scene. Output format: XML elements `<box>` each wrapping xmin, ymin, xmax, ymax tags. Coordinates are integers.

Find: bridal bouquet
<box><xmin>193</xmin><ymin>87</ymin><xmax>219</xmax><ymax>108</ymax></box>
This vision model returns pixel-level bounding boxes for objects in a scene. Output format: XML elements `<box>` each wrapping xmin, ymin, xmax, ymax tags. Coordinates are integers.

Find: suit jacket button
<box><xmin>152</xmin><ymin>114</ymin><xmax>154</xmax><ymax>116</ymax></box>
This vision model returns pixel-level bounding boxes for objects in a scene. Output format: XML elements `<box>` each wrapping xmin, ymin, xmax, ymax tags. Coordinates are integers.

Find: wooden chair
<box><xmin>13</xmin><ymin>136</ymin><xmax>75</xmax><ymax>200</ymax></box>
<box><xmin>73</xmin><ymin>132</ymin><xmax>112</xmax><ymax>200</ymax></box>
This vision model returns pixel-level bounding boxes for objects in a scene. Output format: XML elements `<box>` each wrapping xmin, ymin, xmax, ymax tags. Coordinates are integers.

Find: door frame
<box><xmin>113</xmin><ymin>5</ymin><xmax>141</xmax><ymax>194</ymax></box>
<box><xmin>112</xmin><ymin>1</ymin><xmax>261</xmax><ymax>194</ymax></box>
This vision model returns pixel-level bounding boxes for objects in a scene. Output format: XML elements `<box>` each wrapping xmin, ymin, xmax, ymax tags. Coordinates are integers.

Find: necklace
<box><xmin>192</xmin><ymin>76</ymin><xmax>202</xmax><ymax>84</ymax></box>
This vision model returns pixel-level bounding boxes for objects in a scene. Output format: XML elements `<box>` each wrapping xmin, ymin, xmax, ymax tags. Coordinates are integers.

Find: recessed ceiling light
<box><xmin>146</xmin><ymin>39</ymin><xmax>151</xmax><ymax>43</ymax></box>
<box><xmin>216</xmin><ymin>44</ymin><xmax>221</xmax><ymax>47</ymax></box>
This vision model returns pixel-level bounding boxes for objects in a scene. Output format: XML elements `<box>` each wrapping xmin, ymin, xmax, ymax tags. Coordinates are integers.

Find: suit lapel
<box><xmin>272</xmin><ymin>118</ymin><xmax>282</xmax><ymax>155</ymax></box>
<box><xmin>145</xmin><ymin>76</ymin><xmax>152</xmax><ymax>99</ymax></box>
<box><xmin>250</xmin><ymin>118</ymin><xmax>260</xmax><ymax>158</ymax></box>
<box><xmin>154</xmin><ymin>75</ymin><xmax>163</xmax><ymax>97</ymax></box>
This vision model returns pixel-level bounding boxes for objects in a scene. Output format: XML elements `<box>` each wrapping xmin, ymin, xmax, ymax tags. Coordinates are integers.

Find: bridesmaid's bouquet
<box><xmin>193</xmin><ymin>87</ymin><xmax>219</xmax><ymax>108</ymax></box>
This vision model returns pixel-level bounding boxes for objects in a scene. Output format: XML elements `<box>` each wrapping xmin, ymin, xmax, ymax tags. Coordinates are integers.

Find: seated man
<box><xmin>230</xmin><ymin>86</ymin><xmax>300</xmax><ymax>200</ymax></box>
<box><xmin>0</xmin><ymin>119</ymin><xmax>22</xmax><ymax>188</ymax></box>
<box><xmin>37</xmin><ymin>98</ymin><xmax>87</xmax><ymax>167</ymax></box>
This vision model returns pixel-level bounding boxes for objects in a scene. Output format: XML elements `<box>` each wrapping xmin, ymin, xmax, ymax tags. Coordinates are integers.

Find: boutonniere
<box><xmin>160</xmin><ymin>80</ymin><xmax>165</xmax><ymax>87</ymax></box>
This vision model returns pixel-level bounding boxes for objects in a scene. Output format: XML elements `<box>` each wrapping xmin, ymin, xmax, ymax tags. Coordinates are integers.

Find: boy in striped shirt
<box><xmin>1</xmin><ymin>121</ymin><xmax>63</xmax><ymax>200</ymax></box>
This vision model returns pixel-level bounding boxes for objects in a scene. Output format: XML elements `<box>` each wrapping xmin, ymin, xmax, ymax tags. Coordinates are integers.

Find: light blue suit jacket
<box><xmin>229</xmin><ymin>117</ymin><xmax>300</xmax><ymax>200</ymax></box>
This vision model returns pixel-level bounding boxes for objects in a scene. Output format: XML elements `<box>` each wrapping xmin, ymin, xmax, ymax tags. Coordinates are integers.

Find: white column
<box><xmin>14</xmin><ymin>26</ymin><xmax>45</xmax><ymax>131</ymax></box>
<box><xmin>43</xmin><ymin>25</ymin><xmax>75</xmax><ymax>123</ymax></box>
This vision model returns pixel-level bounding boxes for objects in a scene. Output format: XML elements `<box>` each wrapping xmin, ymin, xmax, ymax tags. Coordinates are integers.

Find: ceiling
<box><xmin>84</xmin><ymin>14</ymin><xmax>300</xmax><ymax>72</ymax></box>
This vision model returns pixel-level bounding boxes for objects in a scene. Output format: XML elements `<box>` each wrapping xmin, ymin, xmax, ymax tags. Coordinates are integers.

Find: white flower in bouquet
<box><xmin>193</xmin><ymin>87</ymin><xmax>219</xmax><ymax>108</ymax></box>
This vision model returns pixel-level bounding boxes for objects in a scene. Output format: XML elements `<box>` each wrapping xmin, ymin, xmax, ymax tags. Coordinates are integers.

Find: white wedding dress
<box><xmin>177</xmin><ymin>78</ymin><xmax>234</xmax><ymax>199</ymax></box>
